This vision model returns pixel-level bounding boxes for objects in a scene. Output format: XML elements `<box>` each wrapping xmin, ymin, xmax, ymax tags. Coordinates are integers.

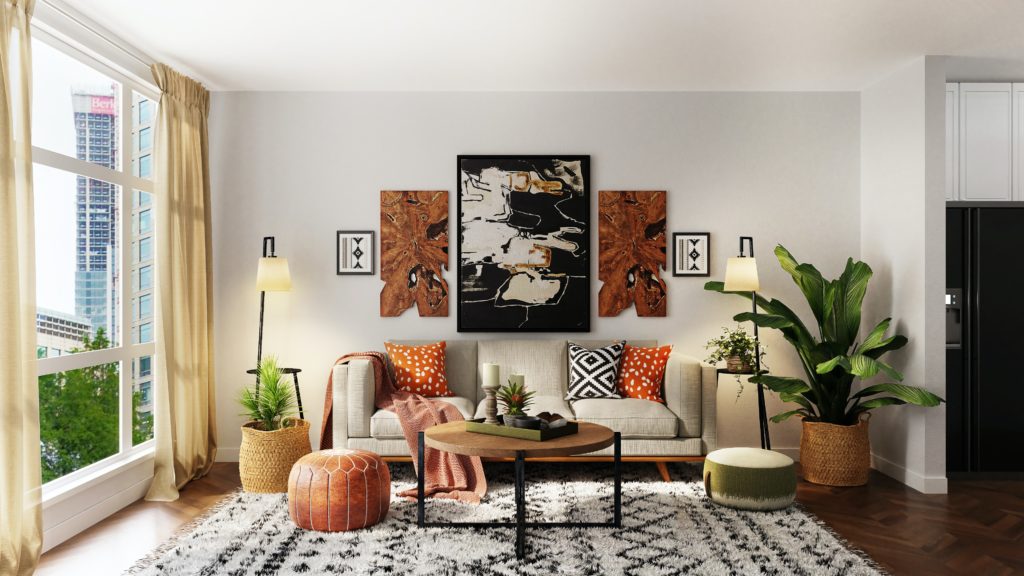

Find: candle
<box><xmin>508</xmin><ymin>373</ymin><xmax>525</xmax><ymax>388</ymax></box>
<box><xmin>482</xmin><ymin>363</ymin><xmax>500</xmax><ymax>390</ymax></box>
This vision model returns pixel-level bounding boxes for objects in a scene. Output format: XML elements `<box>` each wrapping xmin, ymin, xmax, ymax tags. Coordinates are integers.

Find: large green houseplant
<box><xmin>706</xmin><ymin>245</ymin><xmax>943</xmax><ymax>485</ymax></box>
<box><xmin>238</xmin><ymin>356</ymin><xmax>311</xmax><ymax>493</ymax></box>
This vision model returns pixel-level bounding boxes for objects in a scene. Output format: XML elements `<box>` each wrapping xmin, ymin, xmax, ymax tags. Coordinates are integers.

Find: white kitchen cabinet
<box><xmin>946</xmin><ymin>83</ymin><xmax>959</xmax><ymax>201</ymax></box>
<box><xmin>1015</xmin><ymin>84</ymin><xmax>1024</xmax><ymax>201</ymax></box>
<box><xmin>959</xmin><ymin>83</ymin><xmax>1013</xmax><ymax>201</ymax></box>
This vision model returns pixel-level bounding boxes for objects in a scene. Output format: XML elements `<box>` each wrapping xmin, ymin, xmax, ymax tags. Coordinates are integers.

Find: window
<box><xmin>32</xmin><ymin>34</ymin><xmax>158</xmax><ymax>486</ymax></box>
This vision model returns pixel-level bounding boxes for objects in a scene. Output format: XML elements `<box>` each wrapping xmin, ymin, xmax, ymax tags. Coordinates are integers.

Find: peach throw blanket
<box><xmin>320</xmin><ymin>352</ymin><xmax>486</xmax><ymax>503</ymax></box>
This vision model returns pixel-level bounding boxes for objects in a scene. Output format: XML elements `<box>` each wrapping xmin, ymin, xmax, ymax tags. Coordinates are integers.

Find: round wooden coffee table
<box><xmin>416</xmin><ymin>421</ymin><xmax>621</xmax><ymax>560</ymax></box>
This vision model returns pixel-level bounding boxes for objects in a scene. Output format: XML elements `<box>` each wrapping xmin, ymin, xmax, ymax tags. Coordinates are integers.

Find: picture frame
<box><xmin>457</xmin><ymin>155</ymin><xmax>591</xmax><ymax>332</ymax></box>
<box><xmin>672</xmin><ymin>232</ymin><xmax>711</xmax><ymax>277</ymax></box>
<box><xmin>336</xmin><ymin>230</ymin><xmax>375</xmax><ymax>275</ymax></box>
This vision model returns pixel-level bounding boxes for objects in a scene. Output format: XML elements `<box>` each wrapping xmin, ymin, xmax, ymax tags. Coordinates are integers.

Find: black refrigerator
<box><xmin>947</xmin><ymin>206</ymin><xmax>1024</xmax><ymax>476</ymax></box>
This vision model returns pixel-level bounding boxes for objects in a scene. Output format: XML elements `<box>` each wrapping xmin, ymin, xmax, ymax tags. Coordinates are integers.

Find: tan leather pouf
<box><xmin>287</xmin><ymin>449</ymin><xmax>391</xmax><ymax>531</ymax></box>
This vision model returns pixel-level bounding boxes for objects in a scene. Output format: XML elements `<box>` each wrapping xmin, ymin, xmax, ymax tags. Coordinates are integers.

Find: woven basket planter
<box><xmin>240</xmin><ymin>418</ymin><xmax>312</xmax><ymax>493</ymax></box>
<box><xmin>799</xmin><ymin>417</ymin><xmax>870</xmax><ymax>486</ymax></box>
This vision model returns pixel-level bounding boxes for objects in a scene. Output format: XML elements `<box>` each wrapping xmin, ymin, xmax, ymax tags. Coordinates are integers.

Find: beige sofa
<box><xmin>331</xmin><ymin>340</ymin><xmax>717</xmax><ymax>475</ymax></box>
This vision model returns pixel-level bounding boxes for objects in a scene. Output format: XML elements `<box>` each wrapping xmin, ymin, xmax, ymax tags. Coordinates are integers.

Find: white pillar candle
<box><xmin>508</xmin><ymin>373</ymin><xmax>525</xmax><ymax>388</ymax></box>
<box><xmin>482</xmin><ymin>363</ymin><xmax>500</xmax><ymax>390</ymax></box>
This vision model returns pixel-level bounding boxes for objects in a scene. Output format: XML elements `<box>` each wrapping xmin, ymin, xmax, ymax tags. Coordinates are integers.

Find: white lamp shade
<box><xmin>256</xmin><ymin>257</ymin><xmax>292</xmax><ymax>291</ymax></box>
<box><xmin>724</xmin><ymin>257</ymin><xmax>760</xmax><ymax>292</ymax></box>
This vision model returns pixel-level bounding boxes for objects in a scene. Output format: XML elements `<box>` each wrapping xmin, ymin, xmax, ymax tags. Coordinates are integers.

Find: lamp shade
<box><xmin>256</xmin><ymin>257</ymin><xmax>292</xmax><ymax>291</ymax></box>
<box><xmin>724</xmin><ymin>257</ymin><xmax>759</xmax><ymax>292</ymax></box>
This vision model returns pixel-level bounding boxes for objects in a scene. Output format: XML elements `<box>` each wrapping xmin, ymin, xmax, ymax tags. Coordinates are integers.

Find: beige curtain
<box><xmin>0</xmin><ymin>0</ymin><xmax>41</xmax><ymax>573</ymax></box>
<box><xmin>145</xmin><ymin>63</ymin><xmax>217</xmax><ymax>501</ymax></box>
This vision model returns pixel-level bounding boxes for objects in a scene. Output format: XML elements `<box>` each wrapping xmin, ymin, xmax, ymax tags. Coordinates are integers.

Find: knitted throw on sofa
<box><xmin>319</xmin><ymin>352</ymin><xmax>487</xmax><ymax>504</ymax></box>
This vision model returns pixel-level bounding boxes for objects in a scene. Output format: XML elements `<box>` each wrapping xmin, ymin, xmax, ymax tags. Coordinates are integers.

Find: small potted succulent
<box><xmin>705</xmin><ymin>326</ymin><xmax>765</xmax><ymax>374</ymax></box>
<box><xmin>497</xmin><ymin>378</ymin><xmax>538</xmax><ymax>428</ymax></box>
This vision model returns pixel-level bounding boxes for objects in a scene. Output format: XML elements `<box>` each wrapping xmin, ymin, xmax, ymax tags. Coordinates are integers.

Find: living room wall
<box><xmin>208</xmin><ymin>91</ymin><xmax>860</xmax><ymax>461</ymax></box>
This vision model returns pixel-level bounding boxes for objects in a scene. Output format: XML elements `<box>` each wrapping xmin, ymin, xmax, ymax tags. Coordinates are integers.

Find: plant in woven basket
<box><xmin>497</xmin><ymin>379</ymin><xmax>536</xmax><ymax>416</ymax></box>
<box><xmin>239</xmin><ymin>356</ymin><xmax>298</xmax><ymax>431</ymax></box>
<box><xmin>705</xmin><ymin>246</ymin><xmax>945</xmax><ymax>486</ymax></box>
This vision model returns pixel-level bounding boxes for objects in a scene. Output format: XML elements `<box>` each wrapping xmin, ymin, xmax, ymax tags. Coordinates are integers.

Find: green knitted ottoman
<box><xmin>703</xmin><ymin>447</ymin><xmax>796</xmax><ymax>511</ymax></box>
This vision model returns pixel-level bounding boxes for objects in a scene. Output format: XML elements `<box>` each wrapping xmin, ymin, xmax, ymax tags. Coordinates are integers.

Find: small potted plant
<box><xmin>238</xmin><ymin>356</ymin><xmax>311</xmax><ymax>493</ymax></box>
<box><xmin>497</xmin><ymin>377</ymin><xmax>537</xmax><ymax>428</ymax></box>
<box><xmin>705</xmin><ymin>326</ymin><xmax>765</xmax><ymax>374</ymax></box>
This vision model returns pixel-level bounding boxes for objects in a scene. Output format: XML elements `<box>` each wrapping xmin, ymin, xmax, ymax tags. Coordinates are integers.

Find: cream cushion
<box><xmin>477</xmin><ymin>340</ymin><xmax>567</xmax><ymax>398</ymax></box>
<box><xmin>571</xmin><ymin>398</ymin><xmax>678</xmax><ymax>439</ymax></box>
<box><xmin>369</xmin><ymin>396</ymin><xmax>476</xmax><ymax>439</ymax></box>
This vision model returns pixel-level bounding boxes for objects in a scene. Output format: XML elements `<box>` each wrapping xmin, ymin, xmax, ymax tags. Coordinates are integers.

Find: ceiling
<box><xmin>56</xmin><ymin>0</ymin><xmax>1024</xmax><ymax>92</ymax></box>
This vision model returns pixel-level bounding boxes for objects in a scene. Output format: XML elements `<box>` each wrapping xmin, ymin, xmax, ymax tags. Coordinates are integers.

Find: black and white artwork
<box><xmin>457</xmin><ymin>155</ymin><xmax>590</xmax><ymax>332</ymax></box>
<box><xmin>673</xmin><ymin>232</ymin><xmax>711</xmax><ymax>277</ymax></box>
<box><xmin>337</xmin><ymin>230</ymin><xmax>374</xmax><ymax>275</ymax></box>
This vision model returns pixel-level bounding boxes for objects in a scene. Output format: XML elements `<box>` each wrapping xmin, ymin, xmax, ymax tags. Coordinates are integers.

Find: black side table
<box><xmin>245</xmin><ymin>367</ymin><xmax>304</xmax><ymax>419</ymax></box>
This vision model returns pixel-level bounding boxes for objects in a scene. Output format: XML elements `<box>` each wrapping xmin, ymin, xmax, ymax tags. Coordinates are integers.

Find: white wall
<box><xmin>208</xmin><ymin>91</ymin><xmax>861</xmax><ymax>462</ymax></box>
<box><xmin>860</xmin><ymin>57</ymin><xmax>948</xmax><ymax>493</ymax></box>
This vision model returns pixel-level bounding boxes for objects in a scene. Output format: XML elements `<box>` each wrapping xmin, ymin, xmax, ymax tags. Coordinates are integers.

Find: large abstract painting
<box><xmin>598</xmin><ymin>190</ymin><xmax>667</xmax><ymax>317</ymax></box>
<box><xmin>457</xmin><ymin>155</ymin><xmax>590</xmax><ymax>332</ymax></box>
<box><xmin>380</xmin><ymin>190</ymin><xmax>449</xmax><ymax>317</ymax></box>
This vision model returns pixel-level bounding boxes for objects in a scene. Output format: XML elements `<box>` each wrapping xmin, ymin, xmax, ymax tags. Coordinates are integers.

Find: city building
<box><xmin>72</xmin><ymin>89</ymin><xmax>118</xmax><ymax>342</ymax></box>
<box><xmin>35</xmin><ymin>308</ymin><xmax>91</xmax><ymax>358</ymax></box>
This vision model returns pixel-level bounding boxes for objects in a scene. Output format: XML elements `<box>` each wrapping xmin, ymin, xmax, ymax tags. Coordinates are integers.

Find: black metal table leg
<box><xmin>613</xmin><ymin>432</ymin><xmax>622</xmax><ymax>528</ymax></box>
<box><xmin>292</xmin><ymin>372</ymin><xmax>304</xmax><ymax>420</ymax></box>
<box><xmin>417</xmin><ymin>431</ymin><xmax>425</xmax><ymax>528</ymax></box>
<box><xmin>515</xmin><ymin>450</ymin><xmax>526</xmax><ymax>560</ymax></box>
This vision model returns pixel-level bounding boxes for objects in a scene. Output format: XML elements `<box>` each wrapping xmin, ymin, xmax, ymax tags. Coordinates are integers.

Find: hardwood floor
<box><xmin>37</xmin><ymin>462</ymin><xmax>1023</xmax><ymax>575</ymax></box>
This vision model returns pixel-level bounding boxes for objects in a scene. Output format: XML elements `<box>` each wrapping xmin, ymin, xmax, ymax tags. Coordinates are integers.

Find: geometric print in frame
<box><xmin>337</xmin><ymin>230</ymin><xmax>375</xmax><ymax>275</ymax></box>
<box><xmin>672</xmin><ymin>232</ymin><xmax>711</xmax><ymax>277</ymax></box>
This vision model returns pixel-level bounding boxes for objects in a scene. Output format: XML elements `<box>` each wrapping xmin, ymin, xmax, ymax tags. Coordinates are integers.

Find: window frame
<box><xmin>30</xmin><ymin>27</ymin><xmax>160</xmax><ymax>498</ymax></box>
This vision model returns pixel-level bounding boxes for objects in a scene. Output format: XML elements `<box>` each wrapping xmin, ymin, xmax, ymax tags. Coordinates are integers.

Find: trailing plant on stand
<box><xmin>705</xmin><ymin>325</ymin><xmax>767</xmax><ymax>376</ymax></box>
<box><xmin>238</xmin><ymin>356</ymin><xmax>311</xmax><ymax>493</ymax></box>
<box><xmin>706</xmin><ymin>245</ymin><xmax>943</xmax><ymax>486</ymax></box>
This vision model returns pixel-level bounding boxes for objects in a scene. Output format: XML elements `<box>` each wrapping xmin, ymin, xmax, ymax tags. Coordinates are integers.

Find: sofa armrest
<box><xmin>700</xmin><ymin>363</ymin><xmax>718</xmax><ymax>454</ymax></box>
<box><xmin>664</xmin><ymin>352</ymin><xmax>703</xmax><ymax>438</ymax></box>
<box><xmin>332</xmin><ymin>360</ymin><xmax>374</xmax><ymax>447</ymax></box>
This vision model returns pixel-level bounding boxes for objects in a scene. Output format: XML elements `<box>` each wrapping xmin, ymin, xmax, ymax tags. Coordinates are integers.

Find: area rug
<box><xmin>126</xmin><ymin>463</ymin><xmax>885</xmax><ymax>576</ymax></box>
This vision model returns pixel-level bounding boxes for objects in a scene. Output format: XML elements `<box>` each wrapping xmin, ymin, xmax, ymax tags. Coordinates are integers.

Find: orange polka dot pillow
<box><xmin>384</xmin><ymin>341</ymin><xmax>454</xmax><ymax>397</ymax></box>
<box><xmin>616</xmin><ymin>344</ymin><xmax>673</xmax><ymax>403</ymax></box>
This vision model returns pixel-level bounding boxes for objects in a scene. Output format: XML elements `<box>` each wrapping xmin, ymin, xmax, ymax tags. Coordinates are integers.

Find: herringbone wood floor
<box><xmin>38</xmin><ymin>462</ymin><xmax>1024</xmax><ymax>575</ymax></box>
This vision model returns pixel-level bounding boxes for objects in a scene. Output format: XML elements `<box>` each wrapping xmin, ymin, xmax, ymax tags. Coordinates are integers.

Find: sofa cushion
<box><xmin>617</xmin><ymin>344</ymin><xmax>674</xmax><ymax>403</ymax></box>
<box><xmin>474</xmin><ymin>395</ymin><xmax>574</xmax><ymax>421</ymax></box>
<box><xmin>388</xmin><ymin>339</ymin><xmax>478</xmax><ymax>401</ymax></box>
<box><xmin>477</xmin><ymin>340</ymin><xmax>567</xmax><ymax>398</ymax></box>
<box><xmin>384</xmin><ymin>341</ymin><xmax>454</xmax><ymax>397</ymax></box>
<box><xmin>566</xmin><ymin>341</ymin><xmax>625</xmax><ymax>400</ymax></box>
<box><xmin>369</xmin><ymin>396</ymin><xmax>476</xmax><ymax>439</ymax></box>
<box><xmin>571</xmin><ymin>398</ymin><xmax>678</xmax><ymax>439</ymax></box>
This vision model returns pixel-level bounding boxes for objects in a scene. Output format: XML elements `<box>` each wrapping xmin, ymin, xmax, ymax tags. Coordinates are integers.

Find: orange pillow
<box><xmin>384</xmin><ymin>341</ymin><xmax>454</xmax><ymax>397</ymax></box>
<box><xmin>616</xmin><ymin>344</ymin><xmax>673</xmax><ymax>403</ymax></box>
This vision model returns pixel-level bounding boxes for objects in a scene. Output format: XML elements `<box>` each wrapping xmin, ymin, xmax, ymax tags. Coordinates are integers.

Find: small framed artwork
<box><xmin>337</xmin><ymin>230</ymin><xmax>375</xmax><ymax>275</ymax></box>
<box><xmin>672</xmin><ymin>232</ymin><xmax>711</xmax><ymax>277</ymax></box>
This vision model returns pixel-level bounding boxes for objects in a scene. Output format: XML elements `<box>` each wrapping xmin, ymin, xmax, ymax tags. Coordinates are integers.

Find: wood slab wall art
<box><xmin>598</xmin><ymin>190</ymin><xmax>667</xmax><ymax>317</ymax></box>
<box><xmin>380</xmin><ymin>190</ymin><xmax>449</xmax><ymax>317</ymax></box>
<box><xmin>457</xmin><ymin>155</ymin><xmax>590</xmax><ymax>332</ymax></box>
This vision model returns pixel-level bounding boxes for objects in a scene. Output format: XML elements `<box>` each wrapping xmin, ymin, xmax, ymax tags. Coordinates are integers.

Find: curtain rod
<box><xmin>38</xmin><ymin>0</ymin><xmax>153</xmax><ymax>69</ymax></box>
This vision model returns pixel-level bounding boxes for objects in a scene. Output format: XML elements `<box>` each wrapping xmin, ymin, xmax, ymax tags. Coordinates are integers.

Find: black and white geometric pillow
<box><xmin>566</xmin><ymin>341</ymin><xmax>626</xmax><ymax>400</ymax></box>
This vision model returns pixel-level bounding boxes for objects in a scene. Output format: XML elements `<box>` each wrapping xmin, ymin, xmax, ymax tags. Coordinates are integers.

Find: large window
<box><xmin>32</xmin><ymin>35</ymin><xmax>158</xmax><ymax>486</ymax></box>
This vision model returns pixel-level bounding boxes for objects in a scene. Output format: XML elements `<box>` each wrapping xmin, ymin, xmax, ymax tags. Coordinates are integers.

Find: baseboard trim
<box><xmin>42</xmin><ymin>475</ymin><xmax>152</xmax><ymax>553</ymax></box>
<box><xmin>871</xmin><ymin>452</ymin><xmax>948</xmax><ymax>494</ymax></box>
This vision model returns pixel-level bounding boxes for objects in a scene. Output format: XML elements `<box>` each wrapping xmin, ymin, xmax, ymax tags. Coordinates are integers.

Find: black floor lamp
<box><xmin>255</xmin><ymin>236</ymin><xmax>291</xmax><ymax>395</ymax></box>
<box><xmin>724</xmin><ymin>236</ymin><xmax>771</xmax><ymax>450</ymax></box>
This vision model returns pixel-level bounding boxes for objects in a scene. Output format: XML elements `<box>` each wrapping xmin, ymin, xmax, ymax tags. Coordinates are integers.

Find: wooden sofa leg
<box><xmin>655</xmin><ymin>461</ymin><xmax>671</xmax><ymax>482</ymax></box>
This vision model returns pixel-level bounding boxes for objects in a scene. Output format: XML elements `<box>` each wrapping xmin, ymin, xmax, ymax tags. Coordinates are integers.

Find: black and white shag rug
<box><xmin>126</xmin><ymin>463</ymin><xmax>885</xmax><ymax>576</ymax></box>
